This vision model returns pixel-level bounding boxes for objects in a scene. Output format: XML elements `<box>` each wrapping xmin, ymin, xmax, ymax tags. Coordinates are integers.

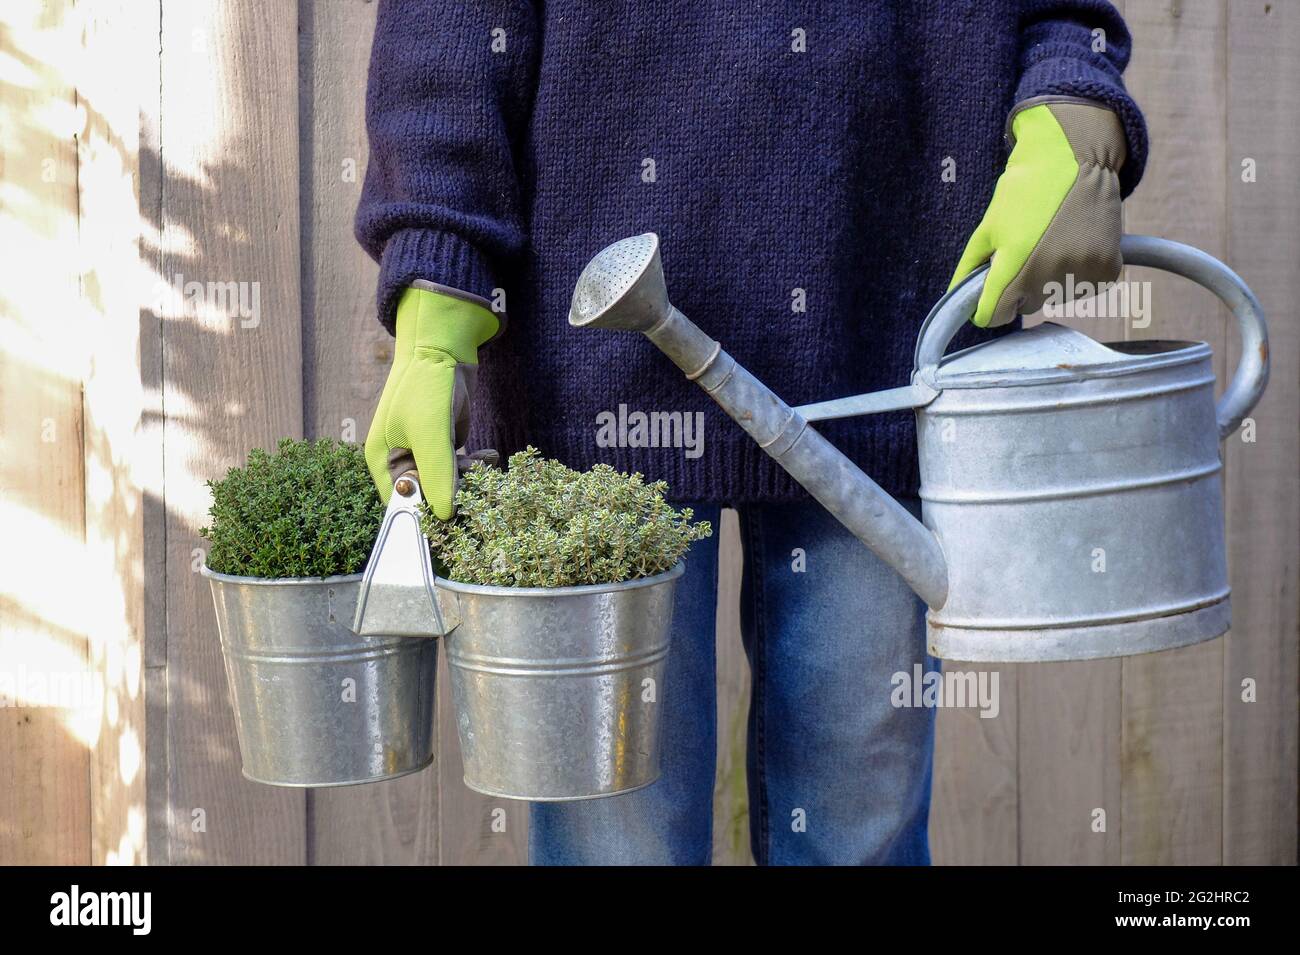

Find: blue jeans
<box><xmin>529</xmin><ymin>496</ymin><xmax>936</xmax><ymax>865</ymax></box>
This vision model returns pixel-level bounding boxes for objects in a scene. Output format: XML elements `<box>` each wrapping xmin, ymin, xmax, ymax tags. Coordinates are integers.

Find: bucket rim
<box><xmin>200</xmin><ymin>564</ymin><xmax>363</xmax><ymax>587</ymax></box>
<box><xmin>433</xmin><ymin>561</ymin><xmax>685</xmax><ymax>597</ymax></box>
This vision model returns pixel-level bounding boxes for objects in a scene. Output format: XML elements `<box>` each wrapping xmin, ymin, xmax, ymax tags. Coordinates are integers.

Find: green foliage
<box><xmin>202</xmin><ymin>438</ymin><xmax>384</xmax><ymax>579</ymax></box>
<box><xmin>424</xmin><ymin>447</ymin><xmax>712</xmax><ymax>587</ymax></box>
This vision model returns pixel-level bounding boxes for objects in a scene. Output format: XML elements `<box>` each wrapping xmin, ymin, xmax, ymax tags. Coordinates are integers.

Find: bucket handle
<box><xmin>913</xmin><ymin>234</ymin><xmax>1270</xmax><ymax>441</ymax></box>
<box><xmin>351</xmin><ymin>471</ymin><xmax>459</xmax><ymax>638</ymax></box>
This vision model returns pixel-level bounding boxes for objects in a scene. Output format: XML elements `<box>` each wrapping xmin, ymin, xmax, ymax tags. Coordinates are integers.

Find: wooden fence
<box><xmin>0</xmin><ymin>0</ymin><xmax>1294</xmax><ymax>865</ymax></box>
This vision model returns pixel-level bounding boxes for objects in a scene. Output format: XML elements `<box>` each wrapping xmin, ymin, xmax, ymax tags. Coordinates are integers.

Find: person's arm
<box><xmin>1013</xmin><ymin>0</ymin><xmax>1147</xmax><ymax>196</ymax></box>
<box><xmin>951</xmin><ymin>0</ymin><xmax>1149</xmax><ymax>328</ymax></box>
<box><xmin>356</xmin><ymin>0</ymin><xmax>538</xmax><ymax>328</ymax></box>
<box><xmin>355</xmin><ymin>0</ymin><xmax>538</xmax><ymax>513</ymax></box>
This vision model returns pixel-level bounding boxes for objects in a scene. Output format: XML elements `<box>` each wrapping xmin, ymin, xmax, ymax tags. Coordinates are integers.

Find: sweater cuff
<box><xmin>1014</xmin><ymin>57</ymin><xmax>1148</xmax><ymax>199</ymax></box>
<box><xmin>377</xmin><ymin>228</ymin><xmax>499</xmax><ymax>333</ymax></box>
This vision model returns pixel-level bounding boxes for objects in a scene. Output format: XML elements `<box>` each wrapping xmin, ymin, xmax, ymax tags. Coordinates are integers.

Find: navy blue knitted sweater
<box><xmin>356</xmin><ymin>0</ymin><xmax>1147</xmax><ymax>503</ymax></box>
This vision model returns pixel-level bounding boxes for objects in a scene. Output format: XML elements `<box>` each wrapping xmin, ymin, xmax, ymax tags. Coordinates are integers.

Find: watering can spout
<box><xmin>568</xmin><ymin>233</ymin><xmax>950</xmax><ymax>610</ymax></box>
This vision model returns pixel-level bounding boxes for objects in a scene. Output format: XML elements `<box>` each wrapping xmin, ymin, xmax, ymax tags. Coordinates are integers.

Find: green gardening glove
<box><xmin>365</xmin><ymin>285</ymin><xmax>500</xmax><ymax>518</ymax></box>
<box><xmin>950</xmin><ymin>98</ymin><xmax>1126</xmax><ymax>328</ymax></box>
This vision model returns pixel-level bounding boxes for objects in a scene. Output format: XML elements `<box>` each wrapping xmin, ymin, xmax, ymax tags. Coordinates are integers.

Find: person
<box><xmin>355</xmin><ymin>0</ymin><xmax>1146</xmax><ymax>865</ymax></box>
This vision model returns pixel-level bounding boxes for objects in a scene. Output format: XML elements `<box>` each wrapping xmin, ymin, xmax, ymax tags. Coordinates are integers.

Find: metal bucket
<box><xmin>436</xmin><ymin>563</ymin><xmax>683</xmax><ymax>801</ymax></box>
<box><xmin>203</xmin><ymin>567</ymin><xmax>438</xmax><ymax>787</ymax></box>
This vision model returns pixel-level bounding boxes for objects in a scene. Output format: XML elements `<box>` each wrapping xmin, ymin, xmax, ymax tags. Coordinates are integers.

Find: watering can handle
<box><xmin>913</xmin><ymin>234</ymin><xmax>1270</xmax><ymax>441</ymax></box>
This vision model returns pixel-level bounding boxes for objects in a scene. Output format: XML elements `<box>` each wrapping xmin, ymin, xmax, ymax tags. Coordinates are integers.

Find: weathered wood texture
<box><xmin>0</xmin><ymin>0</ymin><xmax>153</xmax><ymax>867</ymax></box>
<box><xmin>1117</xmin><ymin>0</ymin><xmax>1229</xmax><ymax>866</ymax></box>
<box><xmin>1</xmin><ymin>0</ymin><xmax>1294</xmax><ymax>866</ymax></box>
<box><xmin>1222</xmin><ymin>0</ymin><xmax>1300</xmax><ymax>865</ymax></box>
<box><xmin>712</xmin><ymin>511</ymin><xmax>754</xmax><ymax>866</ymax></box>
<box><xmin>931</xmin><ymin>666</ymin><xmax>1020</xmax><ymax>864</ymax></box>
<box><xmin>79</xmin><ymin>0</ymin><xmax>153</xmax><ymax>866</ymax></box>
<box><xmin>298</xmin><ymin>0</ymin><xmax>442</xmax><ymax>869</ymax></box>
<box><xmin>157</xmin><ymin>0</ymin><xmax>306</xmax><ymax>864</ymax></box>
<box><xmin>0</xmin><ymin>0</ymin><xmax>91</xmax><ymax>865</ymax></box>
<box><xmin>138</xmin><ymin>0</ymin><xmax>169</xmax><ymax>867</ymax></box>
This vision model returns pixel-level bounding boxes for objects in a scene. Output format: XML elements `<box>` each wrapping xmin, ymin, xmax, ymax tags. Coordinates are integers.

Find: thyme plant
<box><xmin>202</xmin><ymin>438</ymin><xmax>384</xmax><ymax>579</ymax></box>
<box><xmin>424</xmin><ymin>447</ymin><xmax>712</xmax><ymax>587</ymax></box>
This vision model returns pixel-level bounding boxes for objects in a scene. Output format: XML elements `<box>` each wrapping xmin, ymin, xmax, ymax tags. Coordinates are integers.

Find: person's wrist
<box><xmin>1006</xmin><ymin>98</ymin><xmax>1126</xmax><ymax>172</ymax></box>
<box><xmin>395</xmin><ymin>285</ymin><xmax>500</xmax><ymax>364</ymax></box>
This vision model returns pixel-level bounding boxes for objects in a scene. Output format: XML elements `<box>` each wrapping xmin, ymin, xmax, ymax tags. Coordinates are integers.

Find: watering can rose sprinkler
<box><xmin>568</xmin><ymin>233</ymin><xmax>1269</xmax><ymax>662</ymax></box>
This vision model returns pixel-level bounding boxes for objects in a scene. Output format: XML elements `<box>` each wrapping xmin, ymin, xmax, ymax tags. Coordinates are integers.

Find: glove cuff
<box><xmin>395</xmin><ymin>286</ymin><xmax>501</xmax><ymax>365</ymax></box>
<box><xmin>1007</xmin><ymin>97</ymin><xmax>1127</xmax><ymax>172</ymax></box>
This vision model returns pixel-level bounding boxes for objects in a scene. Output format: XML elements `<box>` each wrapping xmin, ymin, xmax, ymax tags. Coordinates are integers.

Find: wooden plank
<box><xmin>1222</xmin><ymin>0</ymin><xmax>1299</xmax><ymax>865</ymax></box>
<box><xmin>0</xmin><ymin>0</ymin><xmax>92</xmax><ymax>866</ymax></box>
<box><xmin>1118</xmin><ymin>0</ymin><xmax>1227</xmax><ymax>865</ymax></box>
<box><xmin>711</xmin><ymin>510</ymin><xmax>753</xmax><ymax>865</ymax></box>
<box><xmin>1018</xmin><ymin>662</ymin><xmax>1122</xmax><ymax>864</ymax></box>
<box><xmin>298</xmin><ymin>0</ymin><xmax>390</xmax><ymax>446</ymax></box>
<box><xmin>299</xmin><ymin>0</ymin><xmax>441</xmax><ymax>866</ymax></box>
<box><xmin>137</xmin><ymin>0</ymin><xmax>170</xmax><ymax>867</ymax></box>
<box><xmin>78</xmin><ymin>0</ymin><xmax>153</xmax><ymax>865</ymax></box>
<box><xmin>158</xmin><ymin>0</ymin><xmax>306</xmax><ymax>865</ymax></box>
<box><xmin>930</xmin><ymin>665</ymin><xmax>1019</xmax><ymax>864</ymax></box>
<box><xmin>1122</xmin><ymin>640</ymin><xmax>1224</xmax><ymax>863</ymax></box>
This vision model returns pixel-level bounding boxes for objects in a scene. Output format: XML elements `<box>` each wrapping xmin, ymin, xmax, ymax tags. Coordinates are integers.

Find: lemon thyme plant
<box><xmin>202</xmin><ymin>438</ymin><xmax>385</xmax><ymax>579</ymax></box>
<box><xmin>423</xmin><ymin>447</ymin><xmax>712</xmax><ymax>587</ymax></box>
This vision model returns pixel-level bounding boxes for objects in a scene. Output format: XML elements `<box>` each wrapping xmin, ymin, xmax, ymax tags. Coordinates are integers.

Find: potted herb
<box><xmin>201</xmin><ymin>438</ymin><xmax>438</xmax><ymax>788</ymax></box>
<box><xmin>423</xmin><ymin>448</ymin><xmax>711</xmax><ymax>801</ymax></box>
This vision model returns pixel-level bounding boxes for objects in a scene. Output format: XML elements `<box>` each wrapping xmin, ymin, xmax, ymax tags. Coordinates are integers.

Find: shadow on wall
<box><xmin>0</xmin><ymin>3</ymin><xmax>147</xmax><ymax>865</ymax></box>
<box><xmin>0</xmin><ymin>0</ymin><xmax>354</xmax><ymax>864</ymax></box>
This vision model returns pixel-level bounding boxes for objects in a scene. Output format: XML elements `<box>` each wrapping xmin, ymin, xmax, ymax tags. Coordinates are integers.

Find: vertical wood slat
<box><xmin>930</xmin><ymin>667</ymin><xmax>1019</xmax><ymax>864</ymax></box>
<box><xmin>1018</xmin><ymin>662</ymin><xmax>1123</xmax><ymax>864</ymax></box>
<box><xmin>712</xmin><ymin>510</ymin><xmax>753</xmax><ymax>866</ymax></box>
<box><xmin>1222</xmin><ymin>0</ymin><xmax>1299</xmax><ymax>865</ymax></box>
<box><xmin>138</xmin><ymin>0</ymin><xmax>171</xmax><ymax>867</ymax></box>
<box><xmin>300</xmin><ymin>0</ymin><xmax>441</xmax><ymax>866</ymax></box>
<box><xmin>1118</xmin><ymin>0</ymin><xmax>1228</xmax><ymax>865</ymax></box>
<box><xmin>158</xmin><ymin>0</ymin><xmax>306</xmax><ymax>864</ymax></box>
<box><xmin>78</xmin><ymin>0</ymin><xmax>153</xmax><ymax>865</ymax></box>
<box><xmin>0</xmin><ymin>0</ymin><xmax>91</xmax><ymax>866</ymax></box>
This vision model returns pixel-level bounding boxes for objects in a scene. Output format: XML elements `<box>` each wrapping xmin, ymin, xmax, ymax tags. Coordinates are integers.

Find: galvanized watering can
<box><xmin>351</xmin><ymin>473</ymin><xmax>680</xmax><ymax>800</ymax></box>
<box><xmin>568</xmin><ymin>234</ymin><xmax>1270</xmax><ymax>662</ymax></box>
